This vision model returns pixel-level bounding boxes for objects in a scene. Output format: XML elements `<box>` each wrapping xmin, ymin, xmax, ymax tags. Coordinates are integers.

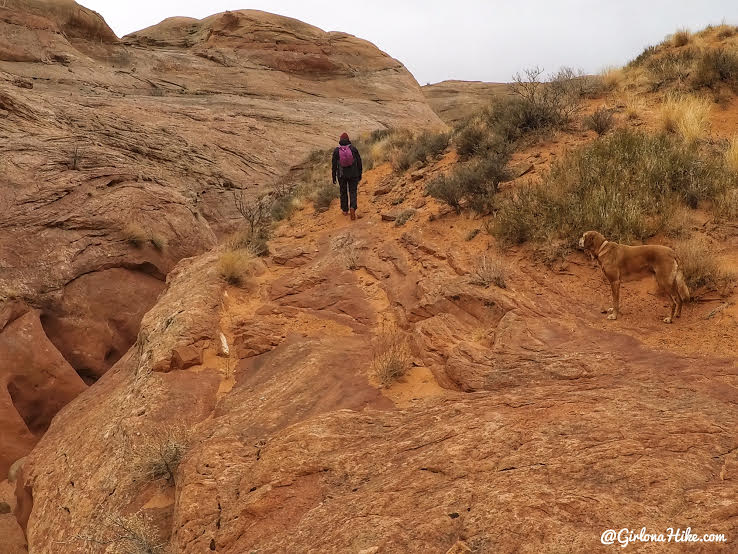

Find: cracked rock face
<box><xmin>0</xmin><ymin>1</ymin><xmax>442</xmax><ymax>478</ymax></box>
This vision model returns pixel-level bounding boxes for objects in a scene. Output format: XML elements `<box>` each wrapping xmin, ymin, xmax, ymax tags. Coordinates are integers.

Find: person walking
<box><xmin>332</xmin><ymin>132</ymin><xmax>363</xmax><ymax>220</ymax></box>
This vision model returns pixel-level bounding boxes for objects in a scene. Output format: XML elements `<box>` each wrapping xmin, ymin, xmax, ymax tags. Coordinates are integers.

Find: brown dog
<box><xmin>579</xmin><ymin>231</ymin><xmax>690</xmax><ymax>323</ymax></box>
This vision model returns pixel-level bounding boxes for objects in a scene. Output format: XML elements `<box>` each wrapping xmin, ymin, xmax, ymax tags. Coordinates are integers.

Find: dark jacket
<box><xmin>332</xmin><ymin>139</ymin><xmax>362</xmax><ymax>183</ymax></box>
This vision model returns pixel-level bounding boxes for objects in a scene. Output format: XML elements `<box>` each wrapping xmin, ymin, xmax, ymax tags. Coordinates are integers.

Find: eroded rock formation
<box><xmin>0</xmin><ymin>0</ymin><xmax>442</xmax><ymax>478</ymax></box>
<box><xmin>15</xmin><ymin>161</ymin><xmax>738</xmax><ymax>552</ymax></box>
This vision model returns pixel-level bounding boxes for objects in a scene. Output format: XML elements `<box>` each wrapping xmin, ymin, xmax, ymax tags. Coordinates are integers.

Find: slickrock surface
<box><xmin>16</xmin><ymin>158</ymin><xmax>738</xmax><ymax>553</ymax></box>
<box><xmin>0</xmin><ymin>0</ymin><xmax>442</xmax><ymax>479</ymax></box>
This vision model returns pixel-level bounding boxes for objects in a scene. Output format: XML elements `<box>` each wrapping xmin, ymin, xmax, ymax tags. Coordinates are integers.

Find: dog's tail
<box><xmin>675</xmin><ymin>260</ymin><xmax>690</xmax><ymax>302</ymax></box>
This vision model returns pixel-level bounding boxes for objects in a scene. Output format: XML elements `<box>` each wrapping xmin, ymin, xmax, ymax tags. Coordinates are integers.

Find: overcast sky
<box><xmin>80</xmin><ymin>1</ymin><xmax>738</xmax><ymax>84</ymax></box>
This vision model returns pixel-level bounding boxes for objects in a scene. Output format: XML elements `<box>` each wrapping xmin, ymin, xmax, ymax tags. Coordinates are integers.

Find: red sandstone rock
<box><xmin>0</xmin><ymin>306</ymin><xmax>86</xmax><ymax>476</ymax></box>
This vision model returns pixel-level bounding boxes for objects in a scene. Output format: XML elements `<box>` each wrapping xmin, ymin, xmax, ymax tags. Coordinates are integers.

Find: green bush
<box><xmin>492</xmin><ymin>129</ymin><xmax>736</xmax><ymax>246</ymax></box>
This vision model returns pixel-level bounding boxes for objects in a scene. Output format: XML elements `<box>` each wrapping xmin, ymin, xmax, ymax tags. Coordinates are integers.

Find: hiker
<box><xmin>332</xmin><ymin>132</ymin><xmax>363</xmax><ymax>220</ymax></box>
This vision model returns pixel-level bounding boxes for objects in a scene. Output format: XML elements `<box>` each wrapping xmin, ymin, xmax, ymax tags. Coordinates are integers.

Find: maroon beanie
<box><xmin>340</xmin><ymin>132</ymin><xmax>350</xmax><ymax>141</ymax></box>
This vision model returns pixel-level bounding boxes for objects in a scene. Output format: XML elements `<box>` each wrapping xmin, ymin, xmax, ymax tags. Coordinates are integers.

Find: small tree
<box><xmin>233</xmin><ymin>189</ymin><xmax>272</xmax><ymax>238</ymax></box>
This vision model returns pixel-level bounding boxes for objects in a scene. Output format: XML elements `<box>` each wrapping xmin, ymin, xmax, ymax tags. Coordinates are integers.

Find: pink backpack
<box><xmin>338</xmin><ymin>145</ymin><xmax>354</xmax><ymax>167</ymax></box>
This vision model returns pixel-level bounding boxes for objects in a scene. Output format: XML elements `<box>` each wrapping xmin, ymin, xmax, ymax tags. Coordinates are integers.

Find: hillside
<box><xmin>423</xmin><ymin>80</ymin><xmax>512</xmax><ymax>125</ymax></box>
<box><xmin>3</xmin><ymin>13</ymin><xmax>738</xmax><ymax>554</ymax></box>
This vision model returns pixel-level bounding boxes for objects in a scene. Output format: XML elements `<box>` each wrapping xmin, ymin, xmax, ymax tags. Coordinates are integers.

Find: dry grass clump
<box><xmin>218</xmin><ymin>249</ymin><xmax>259</xmax><ymax>286</ymax></box>
<box><xmin>623</xmin><ymin>93</ymin><xmax>646</xmax><ymax>120</ymax></box>
<box><xmin>470</xmin><ymin>254</ymin><xmax>507</xmax><ymax>289</ymax></box>
<box><xmin>149</xmin><ymin>233</ymin><xmax>167</xmax><ymax>251</ymax></box>
<box><xmin>133</xmin><ymin>425</ymin><xmax>190</xmax><ymax>485</ymax></box>
<box><xmin>716</xmin><ymin>25</ymin><xmax>738</xmax><ymax>40</ymax></box>
<box><xmin>121</xmin><ymin>225</ymin><xmax>167</xmax><ymax>250</ymax></box>
<box><xmin>714</xmin><ymin>188</ymin><xmax>738</xmax><ymax>221</ymax></box>
<box><xmin>675</xmin><ymin>237</ymin><xmax>736</xmax><ymax>295</ymax></box>
<box><xmin>659</xmin><ymin>95</ymin><xmax>711</xmax><ymax>142</ymax></box>
<box><xmin>122</xmin><ymin>223</ymin><xmax>148</xmax><ymax>247</ymax></box>
<box><xmin>601</xmin><ymin>66</ymin><xmax>625</xmax><ymax>89</ymax></box>
<box><xmin>671</xmin><ymin>29</ymin><xmax>692</xmax><ymax>47</ymax></box>
<box><xmin>371</xmin><ymin>323</ymin><xmax>411</xmax><ymax>386</ymax></box>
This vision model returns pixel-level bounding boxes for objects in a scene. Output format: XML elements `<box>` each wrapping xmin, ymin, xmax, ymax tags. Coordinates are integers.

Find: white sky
<box><xmin>79</xmin><ymin>1</ymin><xmax>738</xmax><ymax>84</ymax></box>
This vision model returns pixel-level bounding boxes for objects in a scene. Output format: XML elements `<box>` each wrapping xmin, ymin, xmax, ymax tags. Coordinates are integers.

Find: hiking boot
<box><xmin>342</xmin><ymin>211</ymin><xmax>349</xmax><ymax>216</ymax></box>
<box><xmin>350</xmin><ymin>209</ymin><xmax>356</xmax><ymax>221</ymax></box>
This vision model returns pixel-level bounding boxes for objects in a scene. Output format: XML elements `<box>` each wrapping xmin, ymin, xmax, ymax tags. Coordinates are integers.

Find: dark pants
<box><xmin>339</xmin><ymin>177</ymin><xmax>359</xmax><ymax>212</ymax></box>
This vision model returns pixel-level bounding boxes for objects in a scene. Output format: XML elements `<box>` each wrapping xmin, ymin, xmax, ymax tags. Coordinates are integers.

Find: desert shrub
<box><xmin>584</xmin><ymin>107</ymin><xmax>615</xmax><ymax>135</ymax></box>
<box><xmin>455</xmin><ymin>123</ymin><xmax>488</xmax><ymax>158</ymax></box>
<box><xmin>659</xmin><ymin>95</ymin><xmax>711</xmax><ymax>143</ymax></box>
<box><xmin>427</xmin><ymin>153</ymin><xmax>510</xmax><ymax>214</ymax></box>
<box><xmin>488</xmin><ymin>95</ymin><xmax>561</xmax><ymax>142</ymax></box>
<box><xmin>671</xmin><ymin>29</ymin><xmax>692</xmax><ymax>47</ymax></box>
<box><xmin>313</xmin><ymin>181</ymin><xmax>339</xmax><ymax>211</ymax></box>
<box><xmin>492</xmin><ymin>129</ymin><xmax>736</xmax><ymax>246</ymax></box>
<box><xmin>645</xmin><ymin>48</ymin><xmax>698</xmax><ymax>86</ymax></box>
<box><xmin>270</xmin><ymin>194</ymin><xmax>296</xmax><ymax>221</ymax></box>
<box><xmin>76</xmin><ymin>511</ymin><xmax>166</xmax><ymax>554</ymax></box>
<box><xmin>369</xmin><ymin>128</ymin><xmax>392</xmax><ymax>143</ymax></box>
<box><xmin>414</xmin><ymin>131</ymin><xmax>450</xmax><ymax>161</ymax></box>
<box><xmin>395</xmin><ymin>209</ymin><xmax>415</xmax><ymax>227</ymax></box>
<box><xmin>391</xmin><ymin>131</ymin><xmax>449</xmax><ymax>172</ymax></box>
<box><xmin>716</xmin><ymin>25</ymin><xmax>737</xmax><ymax>40</ymax></box>
<box><xmin>675</xmin><ymin>237</ymin><xmax>736</xmax><ymax>294</ymax></box>
<box><xmin>500</xmin><ymin>67</ymin><xmax>589</xmax><ymax>137</ymax></box>
<box><xmin>218</xmin><ymin>249</ymin><xmax>259</xmax><ymax>286</ymax></box>
<box><xmin>426</xmin><ymin>174</ymin><xmax>464</xmax><ymax>213</ymax></box>
<box><xmin>371</xmin><ymin>323</ymin><xmax>410</xmax><ymax>386</ymax></box>
<box><xmin>470</xmin><ymin>254</ymin><xmax>507</xmax><ymax>288</ymax></box>
<box><xmin>691</xmin><ymin>48</ymin><xmax>738</xmax><ymax>89</ymax></box>
<box><xmin>629</xmin><ymin>45</ymin><xmax>658</xmax><ymax>68</ymax></box>
<box><xmin>133</xmin><ymin>426</ymin><xmax>189</xmax><ymax>484</ymax></box>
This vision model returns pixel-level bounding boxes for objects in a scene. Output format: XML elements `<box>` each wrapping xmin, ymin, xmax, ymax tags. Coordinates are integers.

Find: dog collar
<box><xmin>596</xmin><ymin>240</ymin><xmax>609</xmax><ymax>258</ymax></box>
